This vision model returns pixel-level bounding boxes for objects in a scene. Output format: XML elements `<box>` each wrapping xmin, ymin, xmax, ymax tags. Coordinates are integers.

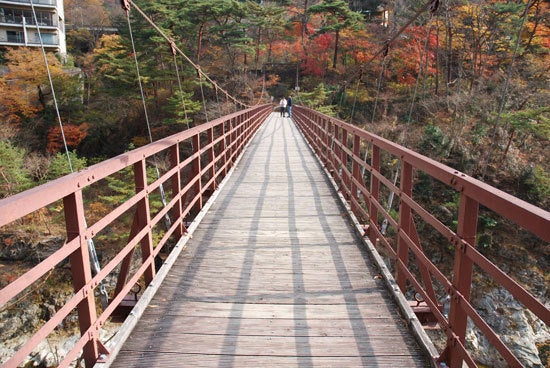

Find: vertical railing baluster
<box><xmin>351</xmin><ymin>134</ymin><xmax>361</xmax><ymax>215</ymax></box>
<box><xmin>222</xmin><ymin>120</ymin><xmax>229</xmax><ymax>174</ymax></box>
<box><xmin>134</xmin><ymin>160</ymin><xmax>155</xmax><ymax>285</ymax></box>
<box><xmin>397</xmin><ymin>161</ymin><xmax>413</xmax><ymax>291</ymax></box>
<box><xmin>208</xmin><ymin>127</ymin><xmax>216</xmax><ymax>192</ymax></box>
<box><xmin>446</xmin><ymin>194</ymin><xmax>479</xmax><ymax>367</ymax></box>
<box><xmin>191</xmin><ymin>133</ymin><xmax>202</xmax><ymax>211</ymax></box>
<box><xmin>64</xmin><ymin>191</ymin><xmax>100</xmax><ymax>367</ymax></box>
<box><xmin>341</xmin><ymin>127</ymin><xmax>349</xmax><ymax>199</ymax></box>
<box><xmin>170</xmin><ymin>142</ymin><xmax>184</xmax><ymax>239</ymax></box>
<box><xmin>369</xmin><ymin>145</ymin><xmax>380</xmax><ymax>244</ymax></box>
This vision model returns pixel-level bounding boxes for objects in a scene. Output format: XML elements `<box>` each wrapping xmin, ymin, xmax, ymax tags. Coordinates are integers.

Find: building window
<box><xmin>33</xmin><ymin>32</ymin><xmax>56</xmax><ymax>45</ymax></box>
<box><xmin>0</xmin><ymin>8</ymin><xmax>54</xmax><ymax>26</ymax></box>
<box><xmin>7</xmin><ymin>30</ymin><xmax>24</xmax><ymax>43</ymax></box>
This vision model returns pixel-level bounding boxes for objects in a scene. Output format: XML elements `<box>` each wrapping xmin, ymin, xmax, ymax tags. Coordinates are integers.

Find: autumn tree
<box><xmin>0</xmin><ymin>49</ymin><xmax>60</xmax><ymax>127</ymax></box>
<box><xmin>64</xmin><ymin>0</ymin><xmax>111</xmax><ymax>28</ymax></box>
<box><xmin>245</xmin><ymin>1</ymin><xmax>288</xmax><ymax>67</ymax></box>
<box><xmin>47</xmin><ymin>123</ymin><xmax>89</xmax><ymax>153</ymax></box>
<box><xmin>0</xmin><ymin>141</ymin><xmax>32</xmax><ymax>198</ymax></box>
<box><xmin>308</xmin><ymin>0</ymin><xmax>363</xmax><ymax>69</ymax></box>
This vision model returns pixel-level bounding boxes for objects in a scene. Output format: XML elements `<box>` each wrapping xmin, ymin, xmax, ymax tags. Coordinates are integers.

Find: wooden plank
<box><xmin>113</xmin><ymin>352</ymin><xmax>427</xmax><ymax>368</ymax></box>
<box><xmin>128</xmin><ymin>315</ymin><xmax>411</xmax><ymax>335</ymax></box>
<box><xmin>118</xmin><ymin>333</ymin><xmax>425</xmax><ymax>356</ymax></box>
<box><xmin>109</xmin><ymin>114</ymin><xmax>430</xmax><ymax>367</ymax></box>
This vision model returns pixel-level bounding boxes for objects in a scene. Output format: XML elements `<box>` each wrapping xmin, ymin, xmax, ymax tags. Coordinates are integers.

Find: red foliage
<box><xmin>47</xmin><ymin>123</ymin><xmax>89</xmax><ymax>153</ymax></box>
<box><xmin>389</xmin><ymin>25</ymin><xmax>438</xmax><ymax>85</ymax></box>
<box><xmin>302</xmin><ymin>33</ymin><xmax>333</xmax><ymax>77</ymax></box>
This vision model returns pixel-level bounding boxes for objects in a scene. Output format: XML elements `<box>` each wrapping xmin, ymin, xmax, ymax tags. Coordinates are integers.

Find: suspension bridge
<box><xmin>1</xmin><ymin>0</ymin><xmax>549</xmax><ymax>367</ymax></box>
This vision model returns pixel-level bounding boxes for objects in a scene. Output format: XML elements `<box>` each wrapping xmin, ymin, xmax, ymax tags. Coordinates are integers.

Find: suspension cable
<box><xmin>126</xmin><ymin>0</ymin><xmax>251</xmax><ymax>109</ymax></box>
<box><xmin>349</xmin><ymin>69</ymin><xmax>362</xmax><ymax>125</ymax></box>
<box><xmin>215</xmin><ymin>85</ymin><xmax>223</xmax><ymax>119</ymax></box>
<box><xmin>351</xmin><ymin>0</ymin><xmax>439</xmax><ymax>80</ymax></box>
<box><xmin>405</xmin><ymin>18</ymin><xmax>434</xmax><ymax>139</ymax></box>
<box><xmin>123</xmin><ymin>2</ymin><xmax>172</xmax><ymax>230</ymax></box>
<box><xmin>381</xmin><ymin>14</ymin><xmax>436</xmax><ymax>236</ymax></box>
<box><xmin>360</xmin><ymin>51</ymin><xmax>389</xmax><ymax>179</ymax></box>
<box><xmin>371</xmin><ymin>49</ymin><xmax>389</xmax><ymax>125</ymax></box>
<box><xmin>198</xmin><ymin>68</ymin><xmax>210</xmax><ymax>123</ymax></box>
<box><xmin>170</xmin><ymin>41</ymin><xmax>190</xmax><ymax>130</ymax></box>
<box><xmin>30</xmin><ymin>3</ymin><xmax>71</xmax><ymax>172</ymax></box>
<box><xmin>30</xmin><ymin>2</ymin><xmax>109</xmax><ymax>309</ymax></box>
<box><xmin>481</xmin><ymin>0</ymin><xmax>532</xmax><ymax>180</ymax></box>
<box><xmin>125</xmin><ymin>8</ymin><xmax>153</xmax><ymax>144</ymax></box>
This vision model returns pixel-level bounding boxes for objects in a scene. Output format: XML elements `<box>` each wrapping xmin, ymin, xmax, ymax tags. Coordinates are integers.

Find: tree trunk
<box><xmin>302</xmin><ymin>0</ymin><xmax>309</xmax><ymax>51</ymax></box>
<box><xmin>446</xmin><ymin>24</ymin><xmax>452</xmax><ymax>86</ymax></box>
<box><xmin>525</xmin><ymin>0</ymin><xmax>541</xmax><ymax>50</ymax></box>
<box><xmin>501</xmin><ymin>128</ymin><xmax>515</xmax><ymax>164</ymax></box>
<box><xmin>196</xmin><ymin>24</ymin><xmax>204</xmax><ymax>65</ymax></box>
<box><xmin>435</xmin><ymin>19</ymin><xmax>440</xmax><ymax>96</ymax></box>
<box><xmin>332</xmin><ymin>29</ymin><xmax>340</xmax><ymax>69</ymax></box>
<box><xmin>255</xmin><ymin>27</ymin><xmax>261</xmax><ymax>66</ymax></box>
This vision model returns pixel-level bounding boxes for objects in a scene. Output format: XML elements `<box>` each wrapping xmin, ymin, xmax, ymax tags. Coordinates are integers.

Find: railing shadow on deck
<box><xmin>0</xmin><ymin>104</ymin><xmax>272</xmax><ymax>368</ymax></box>
<box><xmin>292</xmin><ymin>105</ymin><xmax>550</xmax><ymax>368</ymax></box>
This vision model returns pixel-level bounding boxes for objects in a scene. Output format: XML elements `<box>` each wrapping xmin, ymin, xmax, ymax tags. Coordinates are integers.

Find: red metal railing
<box><xmin>292</xmin><ymin>105</ymin><xmax>550</xmax><ymax>367</ymax></box>
<box><xmin>0</xmin><ymin>104</ymin><xmax>271</xmax><ymax>368</ymax></box>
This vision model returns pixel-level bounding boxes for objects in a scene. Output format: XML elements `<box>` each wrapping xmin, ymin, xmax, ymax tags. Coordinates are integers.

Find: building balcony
<box><xmin>0</xmin><ymin>0</ymin><xmax>57</xmax><ymax>7</ymax></box>
<box><xmin>0</xmin><ymin>16</ymin><xmax>58</xmax><ymax>27</ymax></box>
<box><xmin>0</xmin><ymin>30</ymin><xmax>59</xmax><ymax>46</ymax></box>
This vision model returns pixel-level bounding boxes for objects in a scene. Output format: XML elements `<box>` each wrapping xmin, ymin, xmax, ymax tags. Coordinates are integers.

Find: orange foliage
<box><xmin>0</xmin><ymin>49</ymin><xmax>64</xmax><ymax>131</ymax></box>
<box><xmin>302</xmin><ymin>34</ymin><xmax>333</xmax><ymax>77</ymax></box>
<box><xmin>47</xmin><ymin>123</ymin><xmax>89</xmax><ymax>153</ymax></box>
<box><xmin>265</xmin><ymin>74</ymin><xmax>280</xmax><ymax>88</ymax></box>
<box><xmin>389</xmin><ymin>25</ymin><xmax>438</xmax><ymax>85</ymax></box>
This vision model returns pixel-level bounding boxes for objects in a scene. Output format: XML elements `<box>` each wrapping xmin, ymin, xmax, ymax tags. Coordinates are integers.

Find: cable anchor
<box><xmin>382</xmin><ymin>39</ymin><xmax>390</xmax><ymax>57</ymax></box>
<box><xmin>429</xmin><ymin>0</ymin><xmax>440</xmax><ymax>14</ymax></box>
<box><xmin>120</xmin><ymin>0</ymin><xmax>130</xmax><ymax>15</ymax></box>
<box><xmin>169</xmin><ymin>39</ymin><xmax>177</xmax><ymax>56</ymax></box>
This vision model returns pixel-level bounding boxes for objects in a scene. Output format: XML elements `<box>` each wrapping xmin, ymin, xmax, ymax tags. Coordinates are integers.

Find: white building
<box><xmin>0</xmin><ymin>0</ymin><xmax>66</xmax><ymax>57</ymax></box>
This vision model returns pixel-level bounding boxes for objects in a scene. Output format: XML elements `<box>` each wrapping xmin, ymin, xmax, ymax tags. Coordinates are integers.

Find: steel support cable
<box><xmin>481</xmin><ymin>0</ymin><xmax>532</xmax><ymax>181</ymax></box>
<box><xmin>170</xmin><ymin>44</ymin><xmax>194</xmax><ymax>153</ymax></box>
<box><xmin>126</xmin><ymin>0</ymin><xmax>250</xmax><ymax>110</ymax></box>
<box><xmin>349</xmin><ymin>75</ymin><xmax>361</xmax><ymax>125</ymax></box>
<box><xmin>358</xmin><ymin>0</ymin><xmax>437</xmax><ymax>178</ymax></box>
<box><xmin>350</xmin><ymin>0</ymin><xmax>439</xmax><ymax>82</ymax></box>
<box><xmin>371</xmin><ymin>53</ymin><xmax>389</xmax><ymax>125</ymax></box>
<box><xmin>123</xmin><ymin>4</ymin><xmax>172</xmax><ymax>231</ymax></box>
<box><xmin>198</xmin><ymin>69</ymin><xmax>210</xmax><ymax>123</ymax></box>
<box><xmin>215</xmin><ymin>85</ymin><xmax>223</xmax><ymax>119</ymax></box>
<box><xmin>170</xmin><ymin>43</ymin><xmax>190</xmax><ymax>131</ymax></box>
<box><xmin>29</xmin><ymin>1</ymin><xmax>110</xmax><ymax>309</ymax></box>
<box><xmin>380</xmin><ymin>14</ymin><xmax>436</xmax><ymax>236</ymax></box>
<box><xmin>359</xmin><ymin>53</ymin><xmax>388</xmax><ymax>181</ymax></box>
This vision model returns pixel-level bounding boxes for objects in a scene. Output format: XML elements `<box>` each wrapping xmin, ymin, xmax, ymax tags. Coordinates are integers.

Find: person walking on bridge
<box><xmin>286</xmin><ymin>95</ymin><xmax>293</xmax><ymax>118</ymax></box>
<box><xmin>279</xmin><ymin>97</ymin><xmax>287</xmax><ymax>117</ymax></box>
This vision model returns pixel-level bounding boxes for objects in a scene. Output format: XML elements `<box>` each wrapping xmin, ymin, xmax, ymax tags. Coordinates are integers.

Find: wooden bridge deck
<box><xmin>109</xmin><ymin>113</ymin><xmax>430</xmax><ymax>367</ymax></box>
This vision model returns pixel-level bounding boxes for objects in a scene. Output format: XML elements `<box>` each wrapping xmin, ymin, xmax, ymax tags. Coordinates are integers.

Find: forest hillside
<box><xmin>0</xmin><ymin>0</ymin><xmax>548</xmax><ymax>367</ymax></box>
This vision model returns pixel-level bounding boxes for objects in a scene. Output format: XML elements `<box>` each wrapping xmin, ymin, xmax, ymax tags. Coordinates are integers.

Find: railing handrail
<box><xmin>342</xmin><ymin>122</ymin><xmax>549</xmax><ymax>241</ymax></box>
<box><xmin>292</xmin><ymin>105</ymin><xmax>550</xmax><ymax>367</ymax></box>
<box><xmin>0</xmin><ymin>104</ymin><xmax>272</xmax><ymax>368</ymax></box>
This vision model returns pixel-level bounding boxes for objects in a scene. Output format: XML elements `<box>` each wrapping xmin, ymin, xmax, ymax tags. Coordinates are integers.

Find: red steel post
<box><xmin>397</xmin><ymin>161</ymin><xmax>413</xmax><ymax>291</ymax></box>
<box><xmin>447</xmin><ymin>193</ymin><xmax>479</xmax><ymax>367</ymax></box>
<box><xmin>192</xmin><ymin>134</ymin><xmax>202</xmax><ymax>211</ymax></box>
<box><xmin>134</xmin><ymin>160</ymin><xmax>155</xmax><ymax>285</ymax></box>
<box><xmin>208</xmin><ymin>127</ymin><xmax>216</xmax><ymax>191</ymax></box>
<box><xmin>170</xmin><ymin>143</ymin><xmax>185</xmax><ymax>239</ymax></box>
<box><xmin>64</xmin><ymin>191</ymin><xmax>100</xmax><ymax>367</ymax></box>
<box><xmin>222</xmin><ymin>121</ymin><xmax>228</xmax><ymax>175</ymax></box>
<box><xmin>369</xmin><ymin>145</ymin><xmax>381</xmax><ymax>244</ymax></box>
<box><xmin>351</xmin><ymin>134</ymin><xmax>361</xmax><ymax>215</ymax></box>
<box><xmin>341</xmin><ymin>127</ymin><xmax>350</xmax><ymax>199</ymax></box>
